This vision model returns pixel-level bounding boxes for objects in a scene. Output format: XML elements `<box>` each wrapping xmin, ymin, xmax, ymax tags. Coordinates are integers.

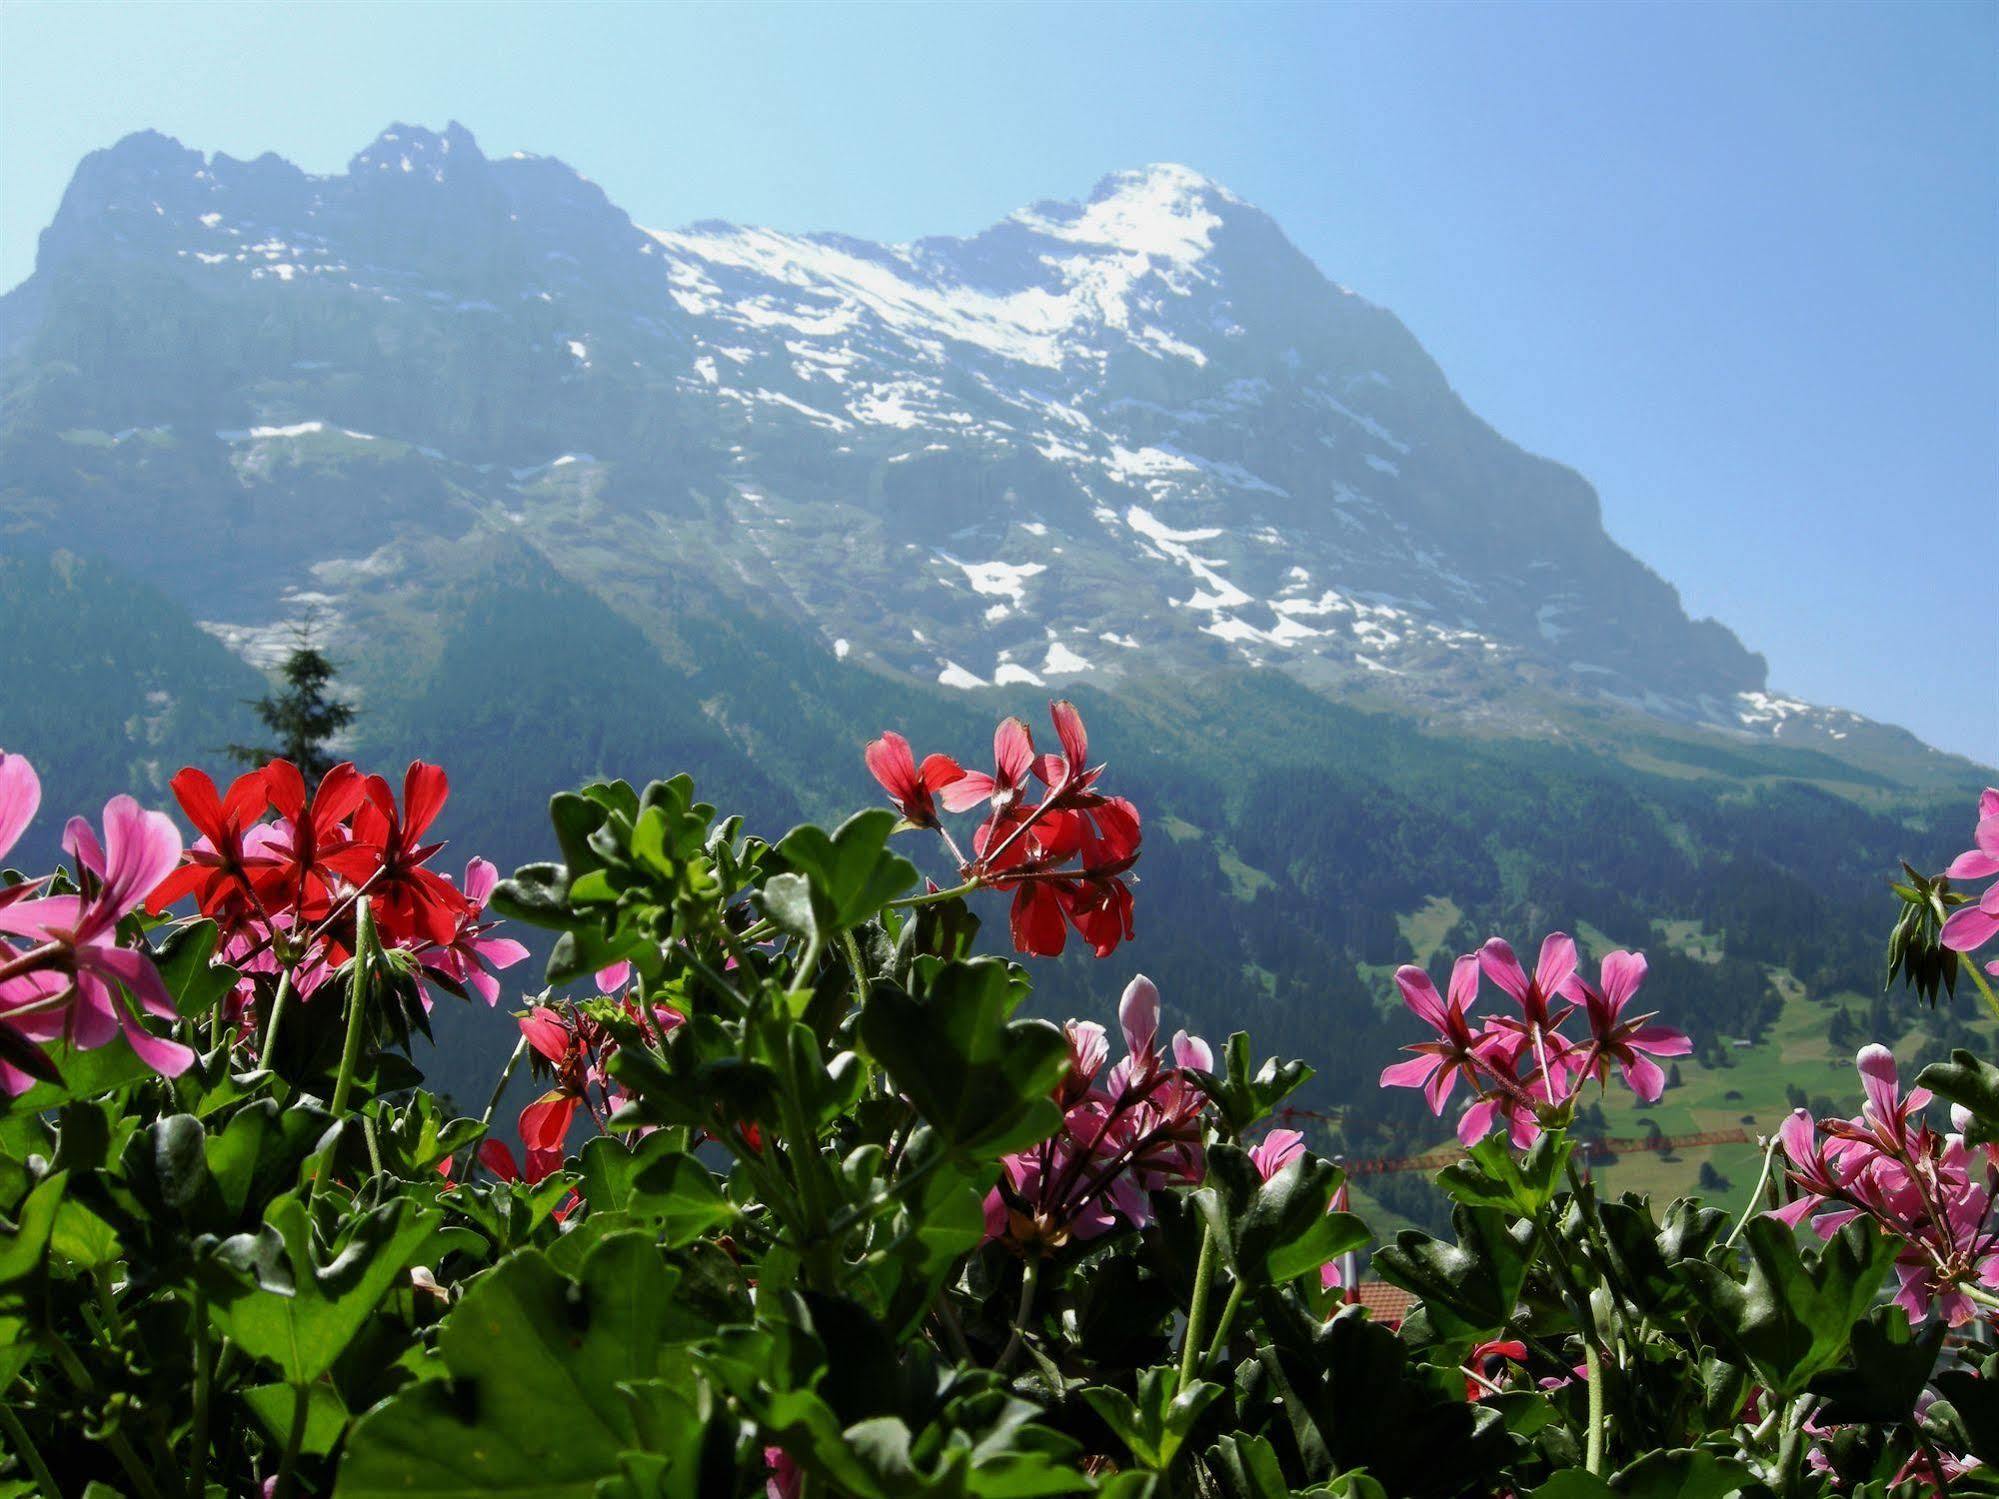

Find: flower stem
<box><xmin>0</xmin><ymin>1402</ymin><xmax>58</xmax><ymax>1498</ymax></box>
<box><xmin>328</xmin><ymin>899</ymin><xmax>375</xmax><ymax>1119</ymax></box>
<box><xmin>1725</xmin><ymin>1133</ymin><xmax>1785</xmax><ymax>1251</ymax></box>
<box><xmin>257</xmin><ymin>967</ymin><xmax>296</xmax><ymax>1072</ymax></box>
<box><xmin>1583</xmin><ymin>1338</ymin><xmax>1605</xmax><ymax>1475</ymax></box>
<box><xmin>462</xmin><ymin>1036</ymin><xmax>529</xmax><ymax>1186</ymax></box>
<box><xmin>1964</xmin><ymin>957</ymin><xmax>1999</xmax><ymax>1027</ymax></box>
<box><xmin>996</xmin><ymin>1257</ymin><xmax>1041</xmax><ymax>1373</ymax></box>
<box><xmin>188</xmin><ymin>1292</ymin><xmax>212</xmax><ymax>1499</ymax></box>
<box><xmin>1201</xmin><ymin>1277</ymin><xmax>1248</xmax><ymax>1374</ymax></box>
<box><xmin>1178</xmin><ymin>1224</ymin><xmax>1220</xmax><ymax>1395</ymax></box>
<box><xmin>885</xmin><ymin>878</ymin><xmax>983</xmax><ymax>911</ymax></box>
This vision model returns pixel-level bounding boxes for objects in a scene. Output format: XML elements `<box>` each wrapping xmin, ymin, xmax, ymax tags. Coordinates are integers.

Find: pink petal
<box><xmin>1945</xmin><ymin>851</ymin><xmax>1999</xmax><ymax>880</ymax></box>
<box><xmin>1478</xmin><ymin>938</ymin><xmax>1530</xmax><ymax>1004</ymax></box>
<box><xmin>90</xmin><ymin>945</ymin><xmax>179</xmax><ymax>1020</ymax></box>
<box><xmin>1766</xmin><ymin>1195</ymin><xmax>1819</xmax><ymax>1228</ymax></box>
<box><xmin>1535</xmin><ymin>933</ymin><xmax>1579</xmax><ymax>999</ymax></box>
<box><xmin>1943</xmin><ymin>904</ymin><xmax>1999</xmax><ymax>953</ymax></box>
<box><xmin>1444</xmin><ymin>952</ymin><xmax>1480</xmax><ymax>1012</ymax></box>
<box><xmin>1458</xmin><ymin>1098</ymin><xmax>1499</xmax><ymax>1145</ymax></box>
<box><xmin>462</xmin><ymin>858</ymin><xmax>498</xmax><ymax>907</ymax></box>
<box><xmin>1048</xmin><ymin>700</ymin><xmax>1088</xmax><ymax>781</ymax></box>
<box><xmin>1393</xmin><ymin>966</ymin><xmax>1450</xmax><ymax>1031</ymax></box>
<box><xmin>1619</xmin><ymin>1051</ymin><xmax>1666</xmax><ymax>1104</ymax></box>
<box><xmin>1118</xmin><ymin>975</ymin><xmax>1160</xmax><ymax>1058</ymax></box>
<box><xmin>96</xmin><ymin>796</ymin><xmax>183</xmax><ymax>918</ymax></box>
<box><xmin>1628</xmin><ymin>1024</ymin><xmax>1693</xmax><ymax>1057</ymax></box>
<box><xmin>1379</xmin><ymin>1052</ymin><xmax>1441</xmax><ymax>1091</ymax></box>
<box><xmin>1172</xmin><ymin>1029</ymin><xmax>1213</xmax><ymax>1072</ymax></box>
<box><xmin>1856</xmin><ymin>1044</ymin><xmax>1901</xmax><ymax>1123</ymax></box>
<box><xmin>1599</xmin><ymin>950</ymin><xmax>1646</xmax><ymax>1011</ymax></box>
<box><xmin>937</xmin><ymin>772</ymin><xmax>995</xmax><ymax>813</ymax></box>
<box><xmin>595</xmin><ymin>961</ymin><xmax>633</xmax><ymax>992</ymax></box>
<box><xmin>0</xmin><ymin>754</ymin><xmax>39</xmax><ymax>865</ymax></box>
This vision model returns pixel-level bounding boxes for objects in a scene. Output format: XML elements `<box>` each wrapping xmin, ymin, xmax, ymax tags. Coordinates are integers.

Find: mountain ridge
<box><xmin>0</xmin><ymin>123</ymin><xmax>1976</xmax><ymax>791</ymax></box>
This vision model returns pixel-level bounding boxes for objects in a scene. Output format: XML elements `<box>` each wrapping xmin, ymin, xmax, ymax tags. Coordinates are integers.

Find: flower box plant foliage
<box><xmin>1</xmin><ymin>714</ymin><xmax>1998</xmax><ymax>1497</ymax></box>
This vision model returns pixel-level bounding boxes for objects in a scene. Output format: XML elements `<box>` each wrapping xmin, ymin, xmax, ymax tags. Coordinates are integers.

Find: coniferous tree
<box><xmin>229</xmin><ymin>625</ymin><xmax>355</xmax><ymax>779</ymax></box>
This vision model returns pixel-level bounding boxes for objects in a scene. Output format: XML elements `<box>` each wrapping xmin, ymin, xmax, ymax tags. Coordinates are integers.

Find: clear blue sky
<box><xmin>3</xmin><ymin>0</ymin><xmax>1993</xmax><ymax>760</ymax></box>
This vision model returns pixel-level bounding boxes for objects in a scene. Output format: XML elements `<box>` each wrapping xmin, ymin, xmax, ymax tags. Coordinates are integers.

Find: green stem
<box><xmin>189</xmin><ymin>1292</ymin><xmax>212</xmax><ymax>1499</ymax></box>
<box><xmin>839</xmin><ymin>929</ymin><xmax>871</xmax><ymax>1012</ymax></box>
<box><xmin>1959</xmin><ymin>1281</ymin><xmax>1999</xmax><ymax>1311</ymax></box>
<box><xmin>1583</xmin><ymin>1338</ymin><xmax>1605</xmax><ymax>1476</ymax></box>
<box><xmin>256</xmin><ymin>966</ymin><xmax>296</xmax><ymax>1071</ymax></box>
<box><xmin>1964</xmin><ymin>956</ymin><xmax>1999</xmax><ymax>1027</ymax></box>
<box><xmin>885</xmin><ymin>878</ymin><xmax>982</xmax><ymax>911</ymax></box>
<box><xmin>272</xmin><ymin>1382</ymin><xmax>309</xmax><ymax>1499</ymax></box>
<box><xmin>328</xmin><ymin>900</ymin><xmax>375</xmax><ymax>1118</ymax></box>
<box><xmin>0</xmin><ymin>1402</ymin><xmax>59</xmax><ymax>1498</ymax></box>
<box><xmin>1725</xmin><ymin>1133</ymin><xmax>1785</xmax><ymax>1251</ymax></box>
<box><xmin>996</xmin><ymin>1257</ymin><xmax>1041</xmax><ymax>1373</ymax></box>
<box><xmin>1178</xmin><ymin>1224</ymin><xmax>1220</xmax><ymax>1395</ymax></box>
<box><xmin>1200</xmin><ymin>1278</ymin><xmax>1248</xmax><ymax>1375</ymax></box>
<box><xmin>462</xmin><ymin>1036</ymin><xmax>529</xmax><ymax>1186</ymax></box>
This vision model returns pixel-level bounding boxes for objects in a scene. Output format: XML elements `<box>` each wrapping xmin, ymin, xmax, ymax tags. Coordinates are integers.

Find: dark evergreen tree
<box><xmin>229</xmin><ymin>625</ymin><xmax>355</xmax><ymax>779</ymax></box>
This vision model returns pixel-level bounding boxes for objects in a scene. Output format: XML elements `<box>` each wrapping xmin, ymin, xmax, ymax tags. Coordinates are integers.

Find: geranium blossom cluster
<box><xmin>865</xmin><ymin>700</ymin><xmax>1141</xmax><ymax>959</ymax></box>
<box><xmin>497</xmin><ymin>984</ymin><xmax>685</xmax><ymax>1184</ymax></box>
<box><xmin>1379</xmin><ymin>932</ymin><xmax>1692</xmax><ymax>1147</ymax></box>
<box><xmin>0</xmin><ymin>748</ymin><xmax>527</xmax><ymax>1097</ymax></box>
<box><xmin>1772</xmin><ymin>1045</ymin><xmax>1999</xmax><ymax>1325</ymax></box>
<box><xmin>145</xmin><ymin>758</ymin><xmax>527</xmax><ymax>1024</ymax></box>
<box><xmin>1941</xmin><ymin>786</ymin><xmax>1999</xmax><ymax>978</ymax></box>
<box><xmin>984</xmin><ymin>976</ymin><xmax>1209</xmax><ymax>1250</ymax></box>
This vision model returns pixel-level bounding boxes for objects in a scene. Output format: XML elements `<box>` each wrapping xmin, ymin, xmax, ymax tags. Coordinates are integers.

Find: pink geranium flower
<box><xmin>1379</xmin><ymin>955</ymin><xmax>1494</xmax><ymax>1138</ymax></box>
<box><xmin>0</xmin><ymin>795</ymin><xmax>192</xmax><ymax>1091</ymax></box>
<box><xmin>1941</xmin><ymin>788</ymin><xmax>1999</xmax><ymax>964</ymax></box>
<box><xmin>422</xmin><ymin>857</ymin><xmax>530</xmax><ymax>1006</ymax></box>
<box><xmin>1568</xmin><ymin>950</ymin><xmax>1691</xmax><ymax>1103</ymax></box>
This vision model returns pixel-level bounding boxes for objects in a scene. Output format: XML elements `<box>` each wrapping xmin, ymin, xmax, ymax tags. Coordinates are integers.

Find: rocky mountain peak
<box><xmin>7</xmin><ymin>127</ymin><xmax>1928</xmax><ymax>768</ymax></box>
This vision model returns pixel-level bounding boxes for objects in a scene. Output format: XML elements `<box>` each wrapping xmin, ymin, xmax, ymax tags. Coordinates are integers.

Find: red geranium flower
<box><xmin>863</xmin><ymin>731</ymin><xmax>962</xmax><ymax>830</ymax></box>
<box><xmin>335</xmin><ymin>762</ymin><xmax>467</xmax><ymax>946</ymax></box>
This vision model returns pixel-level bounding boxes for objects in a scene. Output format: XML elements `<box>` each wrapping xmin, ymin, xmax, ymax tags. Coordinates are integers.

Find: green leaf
<box><xmin>761</xmin><ymin>871</ymin><xmax>818</xmax><ymax>942</ymax></box>
<box><xmin>1916</xmin><ymin>1049</ymin><xmax>1999</xmax><ymax>1145</ymax></box>
<box><xmin>1678</xmin><ymin>1216</ymin><xmax>1896</xmax><ymax>1398</ymax></box>
<box><xmin>777</xmin><ymin>810</ymin><xmax>918</xmax><ymax>934</ymax></box>
<box><xmin>1197</xmin><ymin>1145</ymin><xmax>1368</xmax><ymax>1288</ymax></box>
<box><xmin>1529</xmin><ymin>1448</ymin><xmax>1755</xmax><ymax>1498</ymax></box>
<box><xmin>858</xmin><ymin>958</ymin><xmax>1068</xmax><ymax>1156</ymax></box>
<box><xmin>1808</xmin><ymin>1304</ymin><xmax>1945</xmax><ymax>1423</ymax></box>
<box><xmin>205</xmin><ymin>1192</ymin><xmax>439</xmax><ymax>1386</ymax></box>
<box><xmin>241</xmin><ymin>1381</ymin><xmax>351</xmax><ymax>1457</ymax></box>
<box><xmin>576</xmin><ymin>1134</ymin><xmax>735</xmax><ymax>1248</ymax></box>
<box><xmin>336</xmin><ymin>1233</ymin><xmax>698</xmax><ymax>1498</ymax></box>
<box><xmin>1197</xmin><ymin>1031</ymin><xmax>1313</xmax><ymax>1138</ymax></box>
<box><xmin>1371</xmin><ymin>1205</ymin><xmax>1532</xmax><ymax>1345</ymax></box>
<box><xmin>1081</xmin><ymin>1368</ymin><xmax>1221</xmax><ymax>1468</ymax></box>
<box><xmin>1435</xmin><ymin>1130</ymin><xmax>1573</xmax><ymax>1217</ymax></box>
<box><xmin>0</xmin><ymin>1171</ymin><xmax>65</xmax><ymax>1285</ymax></box>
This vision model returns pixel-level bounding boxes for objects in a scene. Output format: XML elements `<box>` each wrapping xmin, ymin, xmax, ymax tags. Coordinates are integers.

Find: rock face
<box><xmin>0</xmin><ymin>122</ymin><xmax>1903</xmax><ymax>757</ymax></box>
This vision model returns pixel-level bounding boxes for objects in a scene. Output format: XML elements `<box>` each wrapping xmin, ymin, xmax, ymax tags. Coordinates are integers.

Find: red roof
<box><xmin>1350</xmin><ymin>1280</ymin><xmax>1418</xmax><ymax>1326</ymax></box>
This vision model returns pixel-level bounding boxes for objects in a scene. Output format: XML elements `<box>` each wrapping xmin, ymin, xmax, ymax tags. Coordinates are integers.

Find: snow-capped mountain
<box><xmin>0</xmin><ymin>123</ymin><xmax>1913</xmax><ymax>759</ymax></box>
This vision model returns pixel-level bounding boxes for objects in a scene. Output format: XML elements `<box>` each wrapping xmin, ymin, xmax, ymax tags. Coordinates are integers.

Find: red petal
<box><xmin>401</xmin><ymin>762</ymin><xmax>450</xmax><ymax>841</ymax></box>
